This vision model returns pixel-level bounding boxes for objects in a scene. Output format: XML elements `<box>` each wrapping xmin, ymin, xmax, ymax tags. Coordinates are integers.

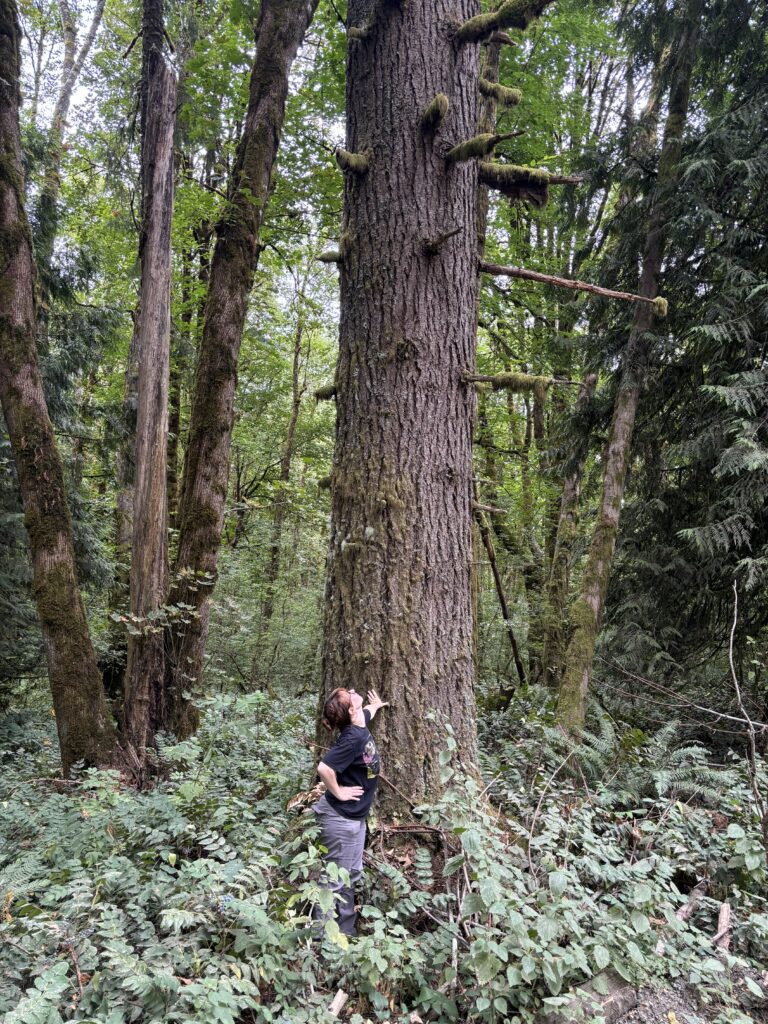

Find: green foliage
<box><xmin>2</xmin><ymin>696</ymin><xmax>767</xmax><ymax>1022</ymax></box>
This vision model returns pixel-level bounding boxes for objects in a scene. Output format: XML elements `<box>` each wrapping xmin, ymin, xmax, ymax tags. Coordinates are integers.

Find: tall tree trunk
<box><xmin>36</xmin><ymin>0</ymin><xmax>106</xmax><ymax>273</ymax></box>
<box><xmin>540</xmin><ymin>372</ymin><xmax>596</xmax><ymax>687</ymax></box>
<box><xmin>557</xmin><ymin>0</ymin><xmax>702</xmax><ymax>733</ymax></box>
<box><xmin>122</xmin><ymin>0</ymin><xmax>177</xmax><ymax>755</ymax></box>
<box><xmin>322</xmin><ymin>0</ymin><xmax>554</xmax><ymax>810</ymax></box>
<box><xmin>166</xmin><ymin>0</ymin><xmax>319</xmax><ymax>736</ymax></box>
<box><xmin>251</xmin><ymin>294</ymin><xmax>306</xmax><ymax>682</ymax></box>
<box><xmin>0</xmin><ymin>0</ymin><xmax>115</xmax><ymax>774</ymax></box>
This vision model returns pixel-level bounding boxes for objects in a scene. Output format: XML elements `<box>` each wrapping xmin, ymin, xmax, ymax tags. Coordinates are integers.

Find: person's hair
<box><xmin>322</xmin><ymin>688</ymin><xmax>352</xmax><ymax>732</ymax></box>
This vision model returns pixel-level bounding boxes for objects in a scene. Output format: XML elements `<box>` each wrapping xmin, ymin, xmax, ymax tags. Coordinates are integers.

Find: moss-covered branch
<box><xmin>479</xmin><ymin>260</ymin><xmax>669</xmax><ymax>316</ymax></box>
<box><xmin>317</xmin><ymin>250</ymin><xmax>341</xmax><ymax>264</ymax></box>
<box><xmin>446</xmin><ymin>131</ymin><xmax>521</xmax><ymax>163</ymax></box>
<box><xmin>463</xmin><ymin>371</ymin><xmax>552</xmax><ymax>392</ymax></box>
<box><xmin>456</xmin><ymin>0</ymin><xmax>554</xmax><ymax>44</ymax></box>
<box><xmin>478</xmin><ymin>161</ymin><xmax>581</xmax><ymax>206</ymax></box>
<box><xmin>314</xmin><ymin>383</ymin><xmax>337</xmax><ymax>401</ymax></box>
<box><xmin>335</xmin><ymin>147</ymin><xmax>371</xmax><ymax>173</ymax></box>
<box><xmin>421</xmin><ymin>93</ymin><xmax>449</xmax><ymax>133</ymax></box>
<box><xmin>479</xmin><ymin>78</ymin><xmax>522</xmax><ymax>107</ymax></box>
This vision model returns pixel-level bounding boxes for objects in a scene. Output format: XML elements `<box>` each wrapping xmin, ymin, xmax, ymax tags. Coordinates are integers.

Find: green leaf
<box><xmin>744</xmin><ymin>976</ymin><xmax>765</xmax><ymax>997</ymax></box>
<box><xmin>593</xmin><ymin>944</ymin><xmax>611</xmax><ymax>970</ymax></box>
<box><xmin>592</xmin><ymin>972</ymin><xmax>611</xmax><ymax>996</ymax></box>
<box><xmin>630</xmin><ymin>910</ymin><xmax>650</xmax><ymax>933</ymax></box>
<box><xmin>548</xmin><ymin>870</ymin><xmax>567</xmax><ymax>899</ymax></box>
<box><xmin>727</xmin><ymin>823</ymin><xmax>746</xmax><ymax>839</ymax></box>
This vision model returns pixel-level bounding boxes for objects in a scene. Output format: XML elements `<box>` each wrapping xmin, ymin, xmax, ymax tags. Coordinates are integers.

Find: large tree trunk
<box><xmin>122</xmin><ymin>0</ymin><xmax>177</xmax><ymax>756</ymax></box>
<box><xmin>166</xmin><ymin>0</ymin><xmax>319</xmax><ymax>735</ymax></box>
<box><xmin>557</xmin><ymin>0</ymin><xmax>702</xmax><ymax>733</ymax></box>
<box><xmin>322</xmin><ymin>0</ymin><xmax>490</xmax><ymax>811</ymax></box>
<box><xmin>0</xmin><ymin>0</ymin><xmax>115</xmax><ymax>774</ymax></box>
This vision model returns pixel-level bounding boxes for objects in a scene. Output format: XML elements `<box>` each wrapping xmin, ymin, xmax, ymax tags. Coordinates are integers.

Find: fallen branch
<box><xmin>713</xmin><ymin>902</ymin><xmax>731</xmax><ymax>952</ymax></box>
<box><xmin>328</xmin><ymin>991</ymin><xmax>348</xmax><ymax>1017</ymax></box>
<box><xmin>480</xmin><ymin>260</ymin><xmax>669</xmax><ymax>316</ymax></box>
<box><xmin>655</xmin><ymin>879</ymin><xmax>708</xmax><ymax>955</ymax></box>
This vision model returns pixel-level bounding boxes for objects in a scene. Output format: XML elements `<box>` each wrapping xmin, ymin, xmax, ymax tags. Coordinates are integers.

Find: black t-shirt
<box><xmin>322</xmin><ymin>709</ymin><xmax>381</xmax><ymax>820</ymax></box>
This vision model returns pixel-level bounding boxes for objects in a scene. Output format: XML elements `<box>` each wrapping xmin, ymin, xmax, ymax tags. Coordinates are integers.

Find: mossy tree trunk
<box><xmin>540</xmin><ymin>372</ymin><xmax>596</xmax><ymax>687</ymax></box>
<box><xmin>321</xmin><ymin>0</ymin><xmax>557</xmax><ymax>810</ymax></box>
<box><xmin>166</xmin><ymin>0</ymin><xmax>319</xmax><ymax>736</ymax></box>
<box><xmin>557</xmin><ymin>0</ymin><xmax>702</xmax><ymax>733</ymax></box>
<box><xmin>0</xmin><ymin>0</ymin><xmax>116</xmax><ymax>774</ymax></box>
<box><xmin>122</xmin><ymin>0</ymin><xmax>177</xmax><ymax>757</ymax></box>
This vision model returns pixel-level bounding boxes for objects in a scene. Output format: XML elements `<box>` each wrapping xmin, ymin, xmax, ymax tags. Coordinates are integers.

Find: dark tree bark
<box><xmin>557</xmin><ymin>0</ymin><xmax>702</xmax><ymax>733</ymax></box>
<box><xmin>320</xmin><ymin>0</ymin><xmax>562</xmax><ymax>810</ymax></box>
<box><xmin>122</xmin><ymin>0</ymin><xmax>177</xmax><ymax>755</ymax></box>
<box><xmin>166</xmin><ymin>0</ymin><xmax>319</xmax><ymax>735</ymax></box>
<box><xmin>0</xmin><ymin>0</ymin><xmax>115</xmax><ymax>774</ymax></box>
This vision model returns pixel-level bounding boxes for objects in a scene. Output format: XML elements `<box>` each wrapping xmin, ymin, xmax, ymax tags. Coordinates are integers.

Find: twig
<box><xmin>527</xmin><ymin>751</ymin><xmax>574</xmax><ymax>879</ymax></box>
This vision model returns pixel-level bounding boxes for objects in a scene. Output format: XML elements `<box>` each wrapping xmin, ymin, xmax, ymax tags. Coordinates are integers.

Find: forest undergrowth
<box><xmin>1</xmin><ymin>690</ymin><xmax>767</xmax><ymax>1024</ymax></box>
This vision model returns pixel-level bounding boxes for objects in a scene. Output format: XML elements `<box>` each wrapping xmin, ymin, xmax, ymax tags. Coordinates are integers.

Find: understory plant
<box><xmin>1</xmin><ymin>692</ymin><xmax>767</xmax><ymax>1023</ymax></box>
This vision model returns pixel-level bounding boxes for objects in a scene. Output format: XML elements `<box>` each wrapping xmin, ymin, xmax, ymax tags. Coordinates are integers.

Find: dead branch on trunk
<box><xmin>480</xmin><ymin>260</ymin><xmax>669</xmax><ymax>315</ymax></box>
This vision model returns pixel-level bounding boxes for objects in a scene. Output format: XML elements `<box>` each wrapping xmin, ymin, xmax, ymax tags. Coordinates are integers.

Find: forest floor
<box><xmin>1</xmin><ymin>690</ymin><xmax>767</xmax><ymax>1023</ymax></box>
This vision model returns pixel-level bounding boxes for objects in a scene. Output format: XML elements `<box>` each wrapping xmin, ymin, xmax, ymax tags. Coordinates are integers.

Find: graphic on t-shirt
<box><xmin>363</xmin><ymin>738</ymin><xmax>380</xmax><ymax>779</ymax></box>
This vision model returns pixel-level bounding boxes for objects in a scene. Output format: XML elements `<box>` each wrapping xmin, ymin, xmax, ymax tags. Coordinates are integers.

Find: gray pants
<box><xmin>313</xmin><ymin>795</ymin><xmax>367</xmax><ymax>936</ymax></box>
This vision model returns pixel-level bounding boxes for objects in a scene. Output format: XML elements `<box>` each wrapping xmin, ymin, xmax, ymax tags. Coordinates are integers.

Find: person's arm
<box><xmin>317</xmin><ymin>760</ymin><xmax>364</xmax><ymax>802</ymax></box>
<box><xmin>364</xmin><ymin>689</ymin><xmax>389</xmax><ymax>722</ymax></box>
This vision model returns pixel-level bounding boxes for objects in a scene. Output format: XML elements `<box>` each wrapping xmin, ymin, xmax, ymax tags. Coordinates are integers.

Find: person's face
<box><xmin>345</xmin><ymin>688</ymin><xmax>364</xmax><ymax>714</ymax></box>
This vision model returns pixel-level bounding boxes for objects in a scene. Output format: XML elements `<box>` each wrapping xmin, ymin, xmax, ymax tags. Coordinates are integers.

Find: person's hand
<box><xmin>366</xmin><ymin>689</ymin><xmax>389</xmax><ymax>713</ymax></box>
<box><xmin>337</xmin><ymin>785</ymin><xmax>364</xmax><ymax>801</ymax></box>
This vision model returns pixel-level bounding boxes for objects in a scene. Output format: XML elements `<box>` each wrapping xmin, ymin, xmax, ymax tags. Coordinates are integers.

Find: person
<box><xmin>312</xmin><ymin>687</ymin><xmax>388</xmax><ymax>937</ymax></box>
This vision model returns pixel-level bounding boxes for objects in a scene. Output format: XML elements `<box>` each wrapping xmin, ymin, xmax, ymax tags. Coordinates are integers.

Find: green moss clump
<box><xmin>479</xmin><ymin>78</ymin><xmax>522</xmax><ymax>107</ymax></box>
<box><xmin>478</xmin><ymin>161</ymin><xmax>550</xmax><ymax>206</ymax></box>
<box><xmin>446</xmin><ymin>133</ymin><xmax>497</xmax><ymax>163</ymax></box>
<box><xmin>456</xmin><ymin>0</ymin><xmax>551</xmax><ymax>43</ymax></box>
<box><xmin>421</xmin><ymin>93</ymin><xmax>450</xmax><ymax>133</ymax></box>
<box><xmin>314</xmin><ymin>383</ymin><xmax>337</xmax><ymax>401</ymax></box>
<box><xmin>317</xmin><ymin>250</ymin><xmax>341</xmax><ymax>264</ymax></box>
<box><xmin>335</xmin><ymin>148</ymin><xmax>371</xmax><ymax>174</ymax></box>
<box><xmin>653</xmin><ymin>295</ymin><xmax>669</xmax><ymax>318</ymax></box>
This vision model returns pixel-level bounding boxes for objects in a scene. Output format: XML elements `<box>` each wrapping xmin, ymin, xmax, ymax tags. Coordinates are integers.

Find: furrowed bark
<box><xmin>322</xmin><ymin>0</ymin><xmax>481</xmax><ymax>811</ymax></box>
<box><xmin>557</xmin><ymin>0</ymin><xmax>702</xmax><ymax>733</ymax></box>
<box><xmin>167</xmin><ymin>0</ymin><xmax>318</xmax><ymax>735</ymax></box>
<box><xmin>0</xmin><ymin>0</ymin><xmax>115</xmax><ymax>774</ymax></box>
<box><xmin>122</xmin><ymin>0</ymin><xmax>177</xmax><ymax>756</ymax></box>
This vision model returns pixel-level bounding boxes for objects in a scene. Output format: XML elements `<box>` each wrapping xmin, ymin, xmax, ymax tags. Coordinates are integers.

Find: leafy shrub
<box><xmin>1</xmin><ymin>694</ymin><xmax>767</xmax><ymax>1023</ymax></box>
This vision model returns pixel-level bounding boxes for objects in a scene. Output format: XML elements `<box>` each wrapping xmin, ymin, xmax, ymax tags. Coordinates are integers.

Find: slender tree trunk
<box><xmin>251</xmin><ymin>299</ymin><xmax>305</xmax><ymax>682</ymax></box>
<box><xmin>122</xmin><ymin>0</ymin><xmax>177</xmax><ymax>756</ymax></box>
<box><xmin>166</xmin><ymin>0</ymin><xmax>319</xmax><ymax>735</ymax></box>
<box><xmin>540</xmin><ymin>372</ymin><xmax>596</xmax><ymax>686</ymax></box>
<box><xmin>557</xmin><ymin>0</ymin><xmax>702</xmax><ymax>732</ymax></box>
<box><xmin>0</xmin><ymin>0</ymin><xmax>115</xmax><ymax>774</ymax></box>
<box><xmin>36</xmin><ymin>0</ymin><xmax>106</xmax><ymax>272</ymax></box>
